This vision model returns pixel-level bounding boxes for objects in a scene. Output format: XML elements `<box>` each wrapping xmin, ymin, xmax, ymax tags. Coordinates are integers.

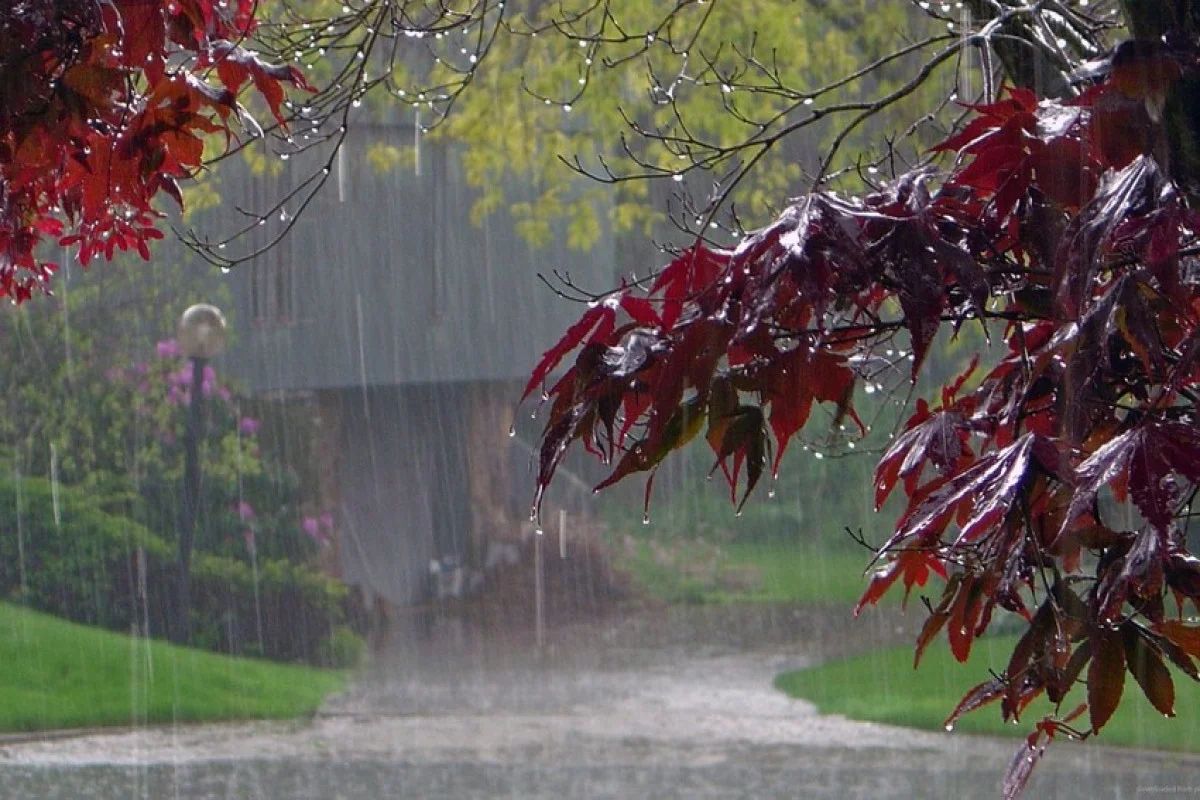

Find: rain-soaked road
<box><xmin>0</xmin><ymin>605</ymin><xmax>1197</xmax><ymax>798</ymax></box>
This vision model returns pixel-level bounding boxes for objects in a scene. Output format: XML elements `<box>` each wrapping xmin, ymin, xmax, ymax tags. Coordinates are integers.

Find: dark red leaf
<box><xmin>1064</xmin><ymin>422</ymin><xmax>1200</xmax><ymax>537</ymax></box>
<box><xmin>1088</xmin><ymin>632</ymin><xmax>1126</xmax><ymax>733</ymax></box>
<box><xmin>945</xmin><ymin>676</ymin><xmax>1006</xmax><ymax>731</ymax></box>
<box><xmin>1123</xmin><ymin>625</ymin><xmax>1175</xmax><ymax>717</ymax></box>
<box><xmin>1154</xmin><ymin>620</ymin><xmax>1200</xmax><ymax>660</ymax></box>
<box><xmin>522</xmin><ymin>304</ymin><xmax>616</xmax><ymax>402</ymax></box>
<box><xmin>874</xmin><ymin>399</ymin><xmax>972</xmax><ymax>509</ymax></box>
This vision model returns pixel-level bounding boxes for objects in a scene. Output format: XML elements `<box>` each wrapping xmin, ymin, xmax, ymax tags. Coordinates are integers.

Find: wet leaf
<box><xmin>944</xmin><ymin>676</ymin><xmax>1006</xmax><ymax>731</ymax></box>
<box><xmin>1123</xmin><ymin>625</ymin><xmax>1176</xmax><ymax>717</ymax></box>
<box><xmin>1087</xmin><ymin>633</ymin><xmax>1126</xmax><ymax>733</ymax></box>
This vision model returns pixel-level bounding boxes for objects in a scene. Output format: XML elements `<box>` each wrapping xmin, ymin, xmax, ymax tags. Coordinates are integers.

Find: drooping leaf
<box><xmin>944</xmin><ymin>676</ymin><xmax>1006</xmax><ymax>731</ymax></box>
<box><xmin>1123</xmin><ymin>624</ymin><xmax>1176</xmax><ymax>717</ymax></box>
<box><xmin>1087</xmin><ymin>633</ymin><xmax>1126</xmax><ymax>733</ymax></box>
<box><xmin>1064</xmin><ymin>422</ymin><xmax>1200</xmax><ymax>536</ymax></box>
<box><xmin>522</xmin><ymin>303</ymin><xmax>616</xmax><ymax>402</ymax></box>
<box><xmin>1154</xmin><ymin>620</ymin><xmax>1200</xmax><ymax>660</ymax></box>
<box><xmin>874</xmin><ymin>398</ymin><xmax>973</xmax><ymax>509</ymax></box>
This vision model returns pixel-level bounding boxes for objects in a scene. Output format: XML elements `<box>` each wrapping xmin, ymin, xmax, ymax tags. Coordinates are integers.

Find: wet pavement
<box><xmin>0</xmin><ymin>605</ymin><xmax>1197</xmax><ymax>798</ymax></box>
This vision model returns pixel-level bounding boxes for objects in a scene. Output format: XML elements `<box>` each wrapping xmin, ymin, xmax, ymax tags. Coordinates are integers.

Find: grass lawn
<box><xmin>0</xmin><ymin>603</ymin><xmax>347</xmax><ymax>733</ymax></box>
<box><xmin>775</xmin><ymin>633</ymin><xmax>1200</xmax><ymax>753</ymax></box>
<box><xmin>617</xmin><ymin>536</ymin><xmax>890</xmax><ymax>607</ymax></box>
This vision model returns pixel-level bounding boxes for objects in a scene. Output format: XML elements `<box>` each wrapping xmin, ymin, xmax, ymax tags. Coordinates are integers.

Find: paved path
<box><xmin>0</xmin><ymin>606</ymin><xmax>1197</xmax><ymax>798</ymax></box>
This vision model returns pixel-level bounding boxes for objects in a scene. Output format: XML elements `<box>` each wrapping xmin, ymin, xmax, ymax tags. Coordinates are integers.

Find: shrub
<box><xmin>317</xmin><ymin>625</ymin><xmax>366</xmax><ymax>669</ymax></box>
<box><xmin>0</xmin><ymin>476</ymin><xmax>354</xmax><ymax>664</ymax></box>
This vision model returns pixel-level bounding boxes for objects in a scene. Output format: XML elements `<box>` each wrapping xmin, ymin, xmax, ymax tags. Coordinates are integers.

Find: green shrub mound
<box><xmin>0</xmin><ymin>476</ymin><xmax>358</xmax><ymax>665</ymax></box>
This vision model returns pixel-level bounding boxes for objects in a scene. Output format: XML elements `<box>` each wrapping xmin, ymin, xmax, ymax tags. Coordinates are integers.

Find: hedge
<box><xmin>0</xmin><ymin>476</ymin><xmax>357</xmax><ymax>665</ymax></box>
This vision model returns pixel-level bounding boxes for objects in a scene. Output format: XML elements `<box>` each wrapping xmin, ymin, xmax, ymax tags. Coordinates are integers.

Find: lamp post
<box><xmin>172</xmin><ymin>304</ymin><xmax>227</xmax><ymax>644</ymax></box>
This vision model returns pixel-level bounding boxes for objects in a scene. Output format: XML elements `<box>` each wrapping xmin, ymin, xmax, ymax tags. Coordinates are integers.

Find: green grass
<box><xmin>618</xmin><ymin>537</ymin><xmax>889</xmax><ymax>607</ymax></box>
<box><xmin>719</xmin><ymin>542</ymin><xmax>889</xmax><ymax>605</ymax></box>
<box><xmin>0</xmin><ymin>603</ymin><xmax>347</xmax><ymax>733</ymax></box>
<box><xmin>775</xmin><ymin>634</ymin><xmax>1200</xmax><ymax>753</ymax></box>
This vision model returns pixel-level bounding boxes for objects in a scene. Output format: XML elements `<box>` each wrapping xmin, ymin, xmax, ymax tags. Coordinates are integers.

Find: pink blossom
<box><xmin>319</xmin><ymin>511</ymin><xmax>334</xmax><ymax>531</ymax></box>
<box><xmin>236</xmin><ymin>501</ymin><xmax>256</xmax><ymax>521</ymax></box>
<box><xmin>156</xmin><ymin>339</ymin><xmax>181</xmax><ymax>359</ymax></box>
<box><xmin>242</xmin><ymin>529</ymin><xmax>256</xmax><ymax>550</ymax></box>
<box><xmin>238</xmin><ymin>417</ymin><xmax>260</xmax><ymax>436</ymax></box>
<box><xmin>302</xmin><ymin>517</ymin><xmax>330</xmax><ymax>547</ymax></box>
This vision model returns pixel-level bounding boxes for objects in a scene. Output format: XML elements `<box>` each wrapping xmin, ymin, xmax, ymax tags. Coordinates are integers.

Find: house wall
<box><xmin>205</xmin><ymin>126</ymin><xmax>650</xmax><ymax>606</ymax></box>
<box><xmin>330</xmin><ymin>381</ymin><xmax>536</xmax><ymax>607</ymax></box>
<box><xmin>215</xmin><ymin>126</ymin><xmax>622</xmax><ymax>393</ymax></box>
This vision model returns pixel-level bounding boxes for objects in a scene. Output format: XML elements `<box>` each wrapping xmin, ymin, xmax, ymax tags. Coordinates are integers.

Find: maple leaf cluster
<box><xmin>0</xmin><ymin>0</ymin><xmax>311</xmax><ymax>301</ymax></box>
<box><xmin>526</xmin><ymin>39</ymin><xmax>1200</xmax><ymax>796</ymax></box>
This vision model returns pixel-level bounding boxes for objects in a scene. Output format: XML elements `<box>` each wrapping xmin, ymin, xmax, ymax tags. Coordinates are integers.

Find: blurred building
<box><xmin>216</xmin><ymin>126</ymin><xmax>631</xmax><ymax>608</ymax></box>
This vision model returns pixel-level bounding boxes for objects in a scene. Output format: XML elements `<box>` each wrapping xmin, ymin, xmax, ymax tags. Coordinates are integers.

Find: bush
<box><xmin>317</xmin><ymin>625</ymin><xmax>366</xmax><ymax>669</ymax></box>
<box><xmin>0</xmin><ymin>476</ymin><xmax>355</xmax><ymax>664</ymax></box>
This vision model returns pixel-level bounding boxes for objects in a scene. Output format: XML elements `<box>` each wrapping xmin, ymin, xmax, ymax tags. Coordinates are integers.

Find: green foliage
<box><xmin>0</xmin><ymin>251</ymin><xmax>340</xmax><ymax>615</ymax></box>
<box><xmin>0</xmin><ymin>476</ymin><xmax>351</xmax><ymax>664</ymax></box>
<box><xmin>317</xmin><ymin>625</ymin><xmax>367</xmax><ymax>669</ymax></box>
<box><xmin>775</xmin><ymin>634</ymin><xmax>1200</xmax><ymax>754</ymax></box>
<box><xmin>431</xmin><ymin>1</ymin><xmax>949</xmax><ymax>247</ymax></box>
<box><xmin>0</xmin><ymin>603</ymin><xmax>345</xmax><ymax>733</ymax></box>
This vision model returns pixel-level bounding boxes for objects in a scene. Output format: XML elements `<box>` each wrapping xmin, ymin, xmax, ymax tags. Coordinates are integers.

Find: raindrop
<box><xmin>803</xmin><ymin>98</ymin><xmax>814</xmax><ymax>106</ymax></box>
<box><xmin>721</xmin><ymin>84</ymin><xmax>732</xmax><ymax>93</ymax></box>
<box><xmin>672</xmin><ymin>173</ymin><xmax>683</xmax><ymax>182</ymax></box>
<box><xmin>280</xmin><ymin>153</ymin><xmax>290</xmax><ymax>161</ymax></box>
<box><xmin>220</xmin><ymin>266</ymin><xmax>232</xmax><ymax>274</ymax></box>
<box><xmin>536</xmin><ymin>527</ymin><xmax>544</xmax><ymax>536</ymax></box>
<box><xmin>642</xmin><ymin>515</ymin><xmax>650</xmax><ymax>525</ymax></box>
<box><xmin>563</xmin><ymin>104</ymin><xmax>573</xmax><ymax>113</ymax></box>
<box><xmin>814</xmin><ymin>452</ymin><xmax>824</xmax><ymax>460</ymax></box>
<box><xmin>508</xmin><ymin>425</ymin><xmax>516</xmax><ymax>437</ymax></box>
<box><xmin>944</xmin><ymin>722</ymin><xmax>955</xmax><ymax>732</ymax></box>
<box><xmin>864</xmin><ymin>384</ymin><xmax>876</xmax><ymax>395</ymax></box>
